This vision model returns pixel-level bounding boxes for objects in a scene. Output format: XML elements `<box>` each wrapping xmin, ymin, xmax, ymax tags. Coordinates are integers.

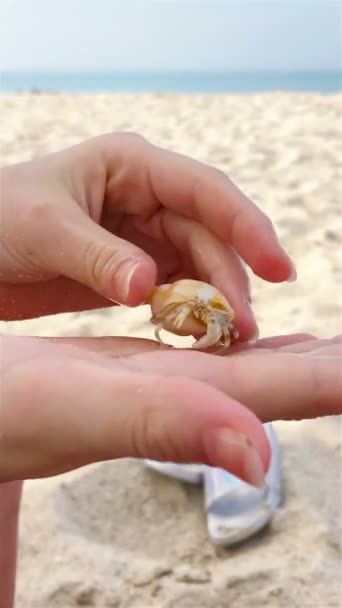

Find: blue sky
<box><xmin>0</xmin><ymin>0</ymin><xmax>341</xmax><ymax>72</ymax></box>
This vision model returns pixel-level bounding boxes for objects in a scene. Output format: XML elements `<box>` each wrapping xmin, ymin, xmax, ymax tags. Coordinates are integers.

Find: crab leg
<box><xmin>172</xmin><ymin>305</ymin><xmax>192</xmax><ymax>330</ymax></box>
<box><xmin>214</xmin><ymin>322</ymin><xmax>239</xmax><ymax>355</ymax></box>
<box><xmin>192</xmin><ymin>315</ymin><xmax>222</xmax><ymax>350</ymax></box>
<box><xmin>154</xmin><ymin>325</ymin><xmax>167</xmax><ymax>344</ymax></box>
<box><xmin>229</xmin><ymin>322</ymin><xmax>239</xmax><ymax>341</ymax></box>
<box><xmin>215</xmin><ymin>327</ymin><xmax>231</xmax><ymax>355</ymax></box>
<box><xmin>153</xmin><ymin>304</ymin><xmax>192</xmax><ymax>345</ymax></box>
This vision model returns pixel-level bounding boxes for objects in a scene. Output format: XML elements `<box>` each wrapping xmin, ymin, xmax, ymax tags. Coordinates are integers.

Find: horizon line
<box><xmin>1</xmin><ymin>68</ymin><xmax>341</xmax><ymax>75</ymax></box>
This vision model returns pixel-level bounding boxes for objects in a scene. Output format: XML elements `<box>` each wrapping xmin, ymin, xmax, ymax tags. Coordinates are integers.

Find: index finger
<box><xmin>148</xmin><ymin>144</ymin><xmax>295</xmax><ymax>283</ymax></box>
<box><xmin>99</xmin><ymin>133</ymin><xmax>295</xmax><ymax>282</ymax></box>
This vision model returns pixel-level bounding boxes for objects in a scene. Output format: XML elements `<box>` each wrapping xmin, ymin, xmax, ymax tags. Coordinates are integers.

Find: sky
<box><xmin>0</xmin><ymin>0</ymin><xmax>341</xmax><ymax>72</ymax></box>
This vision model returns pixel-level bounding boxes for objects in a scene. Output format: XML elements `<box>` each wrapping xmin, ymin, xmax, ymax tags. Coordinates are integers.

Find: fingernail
<box><xmin>244</xmin><ymin>440</ymin><xmax>266</xmax><ymax>487</ymax></box>
<box><xmin>204</xmin><ymin>428</ymin><xmax>266</xmax><ymax>488</ymax></box>
<box><xmin>287</xmin><ymin>261</ymin><xmax>297</xmax><ymax>282</ymax></box>
<box><xmin>118</xmin><ymin>260</ymin><xmax>141</xmax><ymax>301</ymax></box>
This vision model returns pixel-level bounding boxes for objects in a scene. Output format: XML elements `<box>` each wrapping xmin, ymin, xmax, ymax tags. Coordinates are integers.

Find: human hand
<box><xmin>1</xmin><ymin>133</ymin><xmax>295</xmax><ymax>339</ymax></box>
<box><xmin>2</xmin><ymin>333</ymin><xmax>340</xmax><ymax>485</ymax></box>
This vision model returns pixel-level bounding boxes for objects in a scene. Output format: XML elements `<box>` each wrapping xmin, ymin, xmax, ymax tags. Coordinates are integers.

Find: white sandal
<box><xmin>145</xmin><ymin>423</ymin><xmax>282</xmax><ymax>546</ymax></box>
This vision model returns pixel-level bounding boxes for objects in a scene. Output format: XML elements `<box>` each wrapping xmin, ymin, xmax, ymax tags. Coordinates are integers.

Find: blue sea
<box><xmin>0</xmin><ymin>70</ymin><xmax>341</xmax><ymax>94</ymax></box>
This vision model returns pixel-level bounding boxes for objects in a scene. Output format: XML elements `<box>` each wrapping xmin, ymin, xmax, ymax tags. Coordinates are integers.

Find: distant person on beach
<box><xmin>1</xmin><ymin>133</ymin><xmax>341</xmax><ymax>608</ymax></box>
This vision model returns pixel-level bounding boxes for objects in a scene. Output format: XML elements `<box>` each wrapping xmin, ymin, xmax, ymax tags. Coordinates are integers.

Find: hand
<box><xmin>2</xmin><ymin>333</ymin><xmax>340</xmax><ymax>485</ymax></box>
<box><xmin>1</xmin><ymin>133</ymin><xmax>295</xmax><ymax>340</ymax></box>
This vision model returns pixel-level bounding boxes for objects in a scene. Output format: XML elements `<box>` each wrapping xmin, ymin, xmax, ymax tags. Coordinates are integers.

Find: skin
<box><xmin>1</xmin><ymin>133</ymin><xmax>340</xmax><ymax>607</ymax></box>
<box><xmin>1</xmin><ymin>336</ymin><xmax>341</xmax><ymax>607</ymax></box>
<box><xmin>1</xmin><ymin>132</ymin><xmax>296</xmax><ymax>331</ymax></box>
<box><xmin>0</xmin><ymin>482</ymin><xmax>22</xmax><ymax>608</ymax></box>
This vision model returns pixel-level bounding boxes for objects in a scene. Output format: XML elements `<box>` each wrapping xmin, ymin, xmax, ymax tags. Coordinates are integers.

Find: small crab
<box><xmin>148</xmin><ymin>279</ymin><xmax>239</xmax><ymax>352</ymax></box>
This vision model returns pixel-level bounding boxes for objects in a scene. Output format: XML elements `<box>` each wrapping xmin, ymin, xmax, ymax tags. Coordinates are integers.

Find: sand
<box><xmin>0</xmin><ymin>91</ymin><xmax>341</xmax><ymax>607</ymax></box>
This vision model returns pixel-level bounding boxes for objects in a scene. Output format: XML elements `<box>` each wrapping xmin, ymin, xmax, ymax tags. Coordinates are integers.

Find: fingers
<box><xmin>239</xmin><ymin>351</ymin><xmax>342</xmax><ymax>419</ymax></box>
<box><xmin>2</xmin><ymin>333</ymin><xmax>339</xmax><ymax>489</ymax></box>
<box><xmin>36</xmin><ymin>202</ymin><xmax>157</xmax><ymax>305</ymax></box>
<box><xmin>123</xmin><ymin>346</ymin><xmax>342</xmax><ymax>421</ymax></box>
<box><xmin>57</xmin><ymin>333</ymin><xmax>340</xmax><ymax>423</ymax></box>
<box><xmin>157</xmin><ymin>210</ymin><xmax>256</xmax><ymax>340</ymax></box>
<box><xmin>255</xmin><ymin>334</ymin><xmax>316</xmax><ymax>349</ymax></box>
<box><xmin>147</xmin><ymin>144</ymin><xmax>295</xmax><ymax>282</ymax></box>
<box><xmin>102</xmin><ymin>134</ymin><xmax>295</xmax><ymax>282</ymax></box>
<box><xmin>276</xmin><ymin>335</ymin><xmax>342</xmax><ymax>354</ymax></box>
<box><xmin>1</xmin><ymin>356</ymin><xmax>270</xmax><ymax>486</ymax></box>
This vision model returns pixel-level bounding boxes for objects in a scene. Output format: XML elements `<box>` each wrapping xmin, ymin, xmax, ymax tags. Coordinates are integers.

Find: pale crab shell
<box><xmin>148</xmin><ymin>279</ymin><xmax>238</xmax><ymax>350</ymax></box>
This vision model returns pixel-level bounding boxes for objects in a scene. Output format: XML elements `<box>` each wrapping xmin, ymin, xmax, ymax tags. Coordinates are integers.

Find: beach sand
<box><xmin>1</xmin><ymin>92</ymin><xmax>341</xmax><ymax>607</ymax></box>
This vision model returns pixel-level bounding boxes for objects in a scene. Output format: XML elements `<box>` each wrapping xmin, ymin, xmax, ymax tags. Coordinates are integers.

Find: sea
<box><xmin>0</xmin><ymin>70</ymin><xmax>341</xmax><ymax>94</ymax></box>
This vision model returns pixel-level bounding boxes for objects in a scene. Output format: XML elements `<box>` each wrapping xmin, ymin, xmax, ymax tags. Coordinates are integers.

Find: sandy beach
<box><xmin>1</xmin><ymin>91</ymin><xmax>341</xmax><ymax>607</ymax></box>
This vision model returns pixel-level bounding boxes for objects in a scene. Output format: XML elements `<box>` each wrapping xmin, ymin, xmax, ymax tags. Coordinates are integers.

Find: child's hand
<box><xmin>1</xmin><ymin>133</ymin><xmax>295</xmax><ymax>339</ymax></box>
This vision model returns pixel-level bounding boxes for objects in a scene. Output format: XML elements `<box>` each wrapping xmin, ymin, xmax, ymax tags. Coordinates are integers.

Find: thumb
<box><xmin>41</xmin><ymin>204</ymin><xmax>157</xmax><ymax>305</ymax></box>
<box><xmin>1</xmin><ymin>358</ymin><xmax>270</xmax><ymax>485</ymax></box>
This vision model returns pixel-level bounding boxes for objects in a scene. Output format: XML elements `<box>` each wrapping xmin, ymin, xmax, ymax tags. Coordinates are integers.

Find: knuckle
<box><xmin>311</xmin><ymin>357</ymin><xmax>342</xmax><ymax>416</ymax></box>
<box><xmin>132</xmin><ymin>405</ymin><xmax>166</xmax><ymax>459</ymax></box>
<box><xmin>83</xmin><ymin>241</ymin><xmax>119</xmax><ymax>289</ymax></box>
<box><xmin>19</xmin><ymin>199</ymin><xmax>57</xmax><ymax>264</ymax></box>
<box><xmin>131</xmin><ymin>404</ymin><xmax>177</xmax><ymax>462</ymax></box>
<box><xmin>27</xmin><ymin>199</ymin><xmax>56</xmax><ymax>224</ymax></box>
<box><xmin>114</xmin><ymin>131</ymin><xmax>148</xmax><ymax>149</ymax></box>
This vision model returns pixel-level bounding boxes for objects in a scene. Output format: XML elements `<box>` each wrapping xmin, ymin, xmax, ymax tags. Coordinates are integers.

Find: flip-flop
<box><xmin>144</xmin><ymin>460</ymin><xmax>205</xmax><ymax>484</ymax></box>
<box><xmin>145</xmin><ymin>423</ymin><xmax>282</xmax><ymax>546</ymax></box>
<box><xmin>204</xmin><ymin>423</ymin><xmax>282</xmax><ymax>545</ymax></box>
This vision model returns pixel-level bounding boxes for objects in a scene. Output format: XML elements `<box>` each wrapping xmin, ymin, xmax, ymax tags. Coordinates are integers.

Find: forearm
<box><xmin>0</xmin><ymin>481</ymin><xmax>23</xmax><ymax>608</ymax></box>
